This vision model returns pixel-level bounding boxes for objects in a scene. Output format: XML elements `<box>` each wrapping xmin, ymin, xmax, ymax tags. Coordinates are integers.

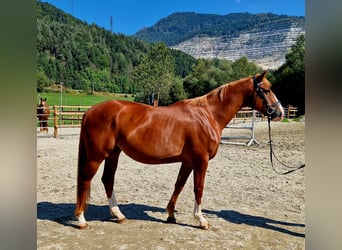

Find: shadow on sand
<box><xmin>37</xmin><ymin>202</ymin><xmax>198</xmax><ymax>229</ymax></box>
<box><xmin>37</xmin><ymin>201</ymin><xmax>304</xmax><ymax>237</ymax></box>
<box><xmin>203</xmin><ymin>209</ymin><xmax>305</xmax><ymax>238</ymax></box>
<box><xmin>37</xmin><ymin>202</ymin><xmax>165</xmax><ymax>228</ymax></box>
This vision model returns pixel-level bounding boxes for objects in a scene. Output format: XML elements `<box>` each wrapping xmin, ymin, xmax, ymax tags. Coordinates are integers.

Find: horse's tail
<box><xmin>75</xmin><ymin>122</ymin><xmax>90</xmax><ymax>216</ymax></box>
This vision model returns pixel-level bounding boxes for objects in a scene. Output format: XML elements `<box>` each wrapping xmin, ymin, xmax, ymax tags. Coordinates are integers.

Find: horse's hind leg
<box><xmin>75</xmin><ymin>159</ymin><xmax>101</xmax><ymax>229</ymax></box>
<box><xmin>166</xmin><ymin>162</ymin><xmax>192</xmax><ymax>223</ymax></box>
<box><xmin>101</xmin><ymin>147</ymin><xmax>127</xmax><ymax>223</ymax></box>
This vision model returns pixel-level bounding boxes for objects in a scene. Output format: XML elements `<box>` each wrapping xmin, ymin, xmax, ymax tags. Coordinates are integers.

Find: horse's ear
<box><xmin>256</xmin><ymin>70</ymin><xmax>268</xmax><ymax>82</ymax></box>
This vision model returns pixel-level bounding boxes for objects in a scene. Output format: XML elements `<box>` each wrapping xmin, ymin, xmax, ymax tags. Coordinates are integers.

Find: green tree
<box><xmin>166</xmin><ymin>77</ymin><xmax>188</xmax><ymax>104</ymax></box>
<box><xmin>37</xmin><ymin>1</ymin><xmax>149</xmax><ymax>94</ymax></box>
<box><xmin>231</xmin><ymin>56</ymin><xmax>260</xmax><ymax>80</ymax></box>
<box><xmin>133</xmin><ymin>42</ymin><xmax>176</xmax><ymax>105</ymax></box>
<box><xmin>183</xmin><ymin>57</ymin><xmax>259</xmax><ymax>98</ymax></box>
<box><xmin>272</xmin><ymin>34</ymin><xmax>305</xmax><ymax>115</ymax></box>
<box><xmin>183</xmin><ymin>59</ymin><xmax>211</xmax><ymax>98</ymax></box>
<box><xmin>170</xmin><ymin>48</ymin><xmax>196</xmax><ymax>78</ymax></box>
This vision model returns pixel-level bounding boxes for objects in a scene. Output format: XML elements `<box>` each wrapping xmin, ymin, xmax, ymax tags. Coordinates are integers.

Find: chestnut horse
<box><xmin>75</xmin><ymin>71</ymin><xmax>284</xmax><ymax>229</ymax></box>
<box><xmin>37</xmin><ymin>97</ymin><xmax>50</xmax><ymax>133</ymax></box>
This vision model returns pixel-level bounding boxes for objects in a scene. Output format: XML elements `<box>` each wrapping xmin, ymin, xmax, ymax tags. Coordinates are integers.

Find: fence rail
<box><xmin>36</xmin><ymin>105</ymin><xmax>90</xmax><ymax>138</ymax></box>
<box><xmin>285</xmin><ymin>106</ymin><xmax>298</xmax><ymax>119</ymax></box>
<box><xmin>37</xmin><ymin>105</ymin><xmax>299</xmax><ymax>138</ymax></box>
<box><xmin>52</xmin><ymin>105</ymin><xmax>91</xmax><ymax>138</ymax></box>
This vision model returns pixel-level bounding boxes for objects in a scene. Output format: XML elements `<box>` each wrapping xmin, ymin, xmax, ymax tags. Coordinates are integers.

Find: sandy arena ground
<box><xmin>37</xmin><ymin>120</ymin><xmax>305</xmax><ymax>249</ymax></box>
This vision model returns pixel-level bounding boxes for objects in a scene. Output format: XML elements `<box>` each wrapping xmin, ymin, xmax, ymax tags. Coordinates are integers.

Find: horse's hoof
<box><xmin>200</xmin><ymin>222</ymin><xmax>210</xmax><ymax>230</ymax></box>
<box><xmin>118</xmin><ymin>217</ymin><xmax>128</xmax><ymax>224</ymax></box>
<box><xmin>166</xmin><ymin>216</ymin><xmax>176</xmax><ymax>224</ymax></box>
<box><xmin>78</xmin><ymin>223</ymin><xmax>88</xmax><ymax>229</ymax></box>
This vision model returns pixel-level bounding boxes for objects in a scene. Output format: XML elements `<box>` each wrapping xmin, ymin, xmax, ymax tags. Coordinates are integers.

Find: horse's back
<box><xmin>82</xmin><ymin>100</ymin><xmax>149</xmax><ymax>128</ymax></box>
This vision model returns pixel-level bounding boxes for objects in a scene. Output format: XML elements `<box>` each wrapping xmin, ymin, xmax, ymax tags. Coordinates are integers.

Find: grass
<box><xmin>281</xmin><ymin>115</ymin><xmax>305</xmax><ymax>123</ymax></box>
<box><xmin>292</xmin><ymin>116</ymin><xmax>304</xmax><ymax>122</ymax></box>
<box><xmin>36</xmin><ymin>92</ymin><xmax>134</xmax><ymax>128</ymax></box>
<box><xmin>36</xmin><ymin>92</ymin><xmax>134</xmax><ymax>107</ymax></box>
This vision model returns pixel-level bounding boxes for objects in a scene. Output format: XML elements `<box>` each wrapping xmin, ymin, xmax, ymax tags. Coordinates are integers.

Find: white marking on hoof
<box><xmin>77</xmin><ymin>212</ymin><xmax>88</xmax><ymax>229</ymax></box>
<box><xmin>110</xmin><ymin>206</ymin><xmax>126</xmax><ymax>222</ymax></box>
<box><xmin>108</xmin><ymin>192</ymin><xmax>126</xmax><ymax>222</ymax></box>
<box><xmin>200</xmin><ymin>221</ymin><xmax>210</xmax><ymax>230</ymax></box>
<box><xmin>194</xmin><ymin>201</ymin><xmax>210</xmax><ymax>230</ymax></box>
<box><xmin>117</xmin><ymin>217</ymin><xmax>128</xmax><ymax>224</ymax></box>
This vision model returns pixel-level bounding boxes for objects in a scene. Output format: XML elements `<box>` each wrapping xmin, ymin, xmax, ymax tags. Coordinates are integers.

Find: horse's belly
<box><xmin>122</xmin><ymin>147</ymin><xmax>182</xmax><ymax>164</ymax></box>
<box><xmin>118</xmin><ymin>139</ymin><xmax>183</xmax><ymax>164</ymax></box>
<box><xmin>116</xmin><ymin>115</ymin><xmax>186</xmax><ymax>164</ymax></box>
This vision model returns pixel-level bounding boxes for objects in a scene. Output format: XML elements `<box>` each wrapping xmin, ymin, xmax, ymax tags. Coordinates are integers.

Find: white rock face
<box><xmin>171</xmin><ymin>23</ymin><xmax>304</xmax><ymax>69</ymax></box>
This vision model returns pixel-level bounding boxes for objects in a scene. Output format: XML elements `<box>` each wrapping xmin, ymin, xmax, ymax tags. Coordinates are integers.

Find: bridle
<box><xmin>253</xmin><ymin>76</ymin><xmax>305</xmax><ymax>175</ymax></box>
<box><xmin>253</xmin><ymin>76</ymin><xmax>281</xmax><ymax>120</ymax></box>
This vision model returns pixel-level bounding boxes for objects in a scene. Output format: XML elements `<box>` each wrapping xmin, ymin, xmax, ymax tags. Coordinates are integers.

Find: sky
<box><xmin>42</xmin><ymin>0</ymin><xmax>305</xmax><ymax>35</ymax></box>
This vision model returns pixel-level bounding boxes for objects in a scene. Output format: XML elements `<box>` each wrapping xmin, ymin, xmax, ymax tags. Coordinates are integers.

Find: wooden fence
<box><xmin>36</xmin><ymin>105</ymin><xmax>90</xmax><ymax>138</ymax></box>
<box><xmin>285</xmin><ymin>106</ymin><xmax>298</xmax><ymax>119</ymax></box>
<box><xmin>37</xmin><ymin>105</ymin><xmax>299</xmax><ymax>138</ymax></box>
<box><xmin>52</xmin><ymin>105</ymin><xmax>90</xmax><ymax>138</ymax></box>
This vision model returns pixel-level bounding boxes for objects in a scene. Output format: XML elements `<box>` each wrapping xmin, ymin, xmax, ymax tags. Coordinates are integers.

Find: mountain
<box><xmin>133</xmin><ymin>12</ymin><xmax>305</xmax><ymax>69</ymax></box>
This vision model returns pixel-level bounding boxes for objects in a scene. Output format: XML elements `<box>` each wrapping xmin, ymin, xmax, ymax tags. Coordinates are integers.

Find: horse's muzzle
<box><xmin>270</xmin><ymin>110</ymin><xmax>283</xmax><ymax>121</ymax></box>
<box><xmin>266</xmin><ymin>102</ymin><xmax>283</xmax><ymax>121</ymax></box>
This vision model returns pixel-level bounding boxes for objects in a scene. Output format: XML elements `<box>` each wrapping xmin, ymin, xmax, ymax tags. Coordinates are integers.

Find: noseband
<box><xmin>253</xmin><ymin>76</ymin><xmax>281</xmax><ymax>118</ymax></box>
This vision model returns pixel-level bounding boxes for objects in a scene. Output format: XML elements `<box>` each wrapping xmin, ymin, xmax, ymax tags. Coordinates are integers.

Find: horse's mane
<box><xmin>184</xmin><ymin>95</ymin><xmax>209</xmax><ymax>106</ymax></box>
<box><xmin>183</xmin><ymin>77</ymin><xmax>249</xmax><ymax>107</ymax></box>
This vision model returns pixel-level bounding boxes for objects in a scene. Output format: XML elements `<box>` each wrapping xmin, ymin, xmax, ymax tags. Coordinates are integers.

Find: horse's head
<box><xmin>39</xmin><ymin>97</ymin><xmax>48</xmax><ymax>107</ymax></box>
<box><xmin>251</xmin><ymin>71</ymin><xmax>284</xmax><ymax>121</ymax></box>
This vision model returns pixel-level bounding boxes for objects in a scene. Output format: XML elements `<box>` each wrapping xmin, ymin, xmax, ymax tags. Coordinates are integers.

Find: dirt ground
<box><xmin>37</xmin><ymin>120</ymin><xmax>305</xmax><ymax>249</ymax></box>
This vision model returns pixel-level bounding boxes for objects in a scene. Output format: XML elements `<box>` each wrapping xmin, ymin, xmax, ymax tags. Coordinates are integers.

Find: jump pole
<box><xmin>220</xmin><ymin>109</ymin><xmax>261</xmax><ymax>146</ymax></box>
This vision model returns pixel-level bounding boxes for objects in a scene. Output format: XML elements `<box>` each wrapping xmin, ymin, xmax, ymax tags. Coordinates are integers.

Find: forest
<box><xmin>37</xmin><ymin>1</ymin><xmax>305</xmax><ymax>114</ymax></box>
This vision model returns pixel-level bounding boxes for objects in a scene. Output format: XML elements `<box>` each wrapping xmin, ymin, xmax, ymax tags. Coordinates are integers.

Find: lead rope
<box><xmin>267</xmin><ymin>117</ymin><xmax>305</xmax><ymax>175</ymax></box>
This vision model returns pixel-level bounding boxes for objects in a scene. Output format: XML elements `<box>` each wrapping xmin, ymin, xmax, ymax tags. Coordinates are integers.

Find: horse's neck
<box><xmin>207</xmin><ymin>79</ymin><xmax>252</xmax><ymax>130</ymax></box>
<box><xmin>39</xmin><ymin>103</ymin><xmax>49</xmax><ymax>113</ymax></box>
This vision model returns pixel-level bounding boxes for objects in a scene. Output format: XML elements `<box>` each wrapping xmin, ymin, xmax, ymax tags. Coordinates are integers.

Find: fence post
<box><xmin>53</xmin><ymin>105</ymin><xmax>58</xmax><ymax>138</ymax></box>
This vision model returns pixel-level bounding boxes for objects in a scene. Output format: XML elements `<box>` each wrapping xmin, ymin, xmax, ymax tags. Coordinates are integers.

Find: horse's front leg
<box><xmin>43</xmin><ymin>120</ymin><xmax>48</xmax><ymax>133</ymax></box>
<box><xmin>166</xmin><ymin>162</ymin><xmax>192</xmax><ymax>224</ymax></box>
<box><xmin>193</xmin><ymin>159</ymin><xmax>210</xmax><ymax>230</ymax></box>
<box><xmin>39</xmin><ymin>121</ymin><xmax>43</xmax><ymax>133</ymax></box>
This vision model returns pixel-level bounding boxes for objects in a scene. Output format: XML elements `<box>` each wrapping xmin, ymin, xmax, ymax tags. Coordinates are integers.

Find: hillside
<box><xmin>37</xmin><ymin>1</ymin><xmax>195</xmax><ymax>93</ymax></box>
<box><xmin>133</xmin><ymin>12</ymin><xmax>305</xmax><ymax>69</ymax></box>
<box><xmin>36</xmin><ymin>2</ymin><xmax>304</xmax><ymax>112</ymax></box>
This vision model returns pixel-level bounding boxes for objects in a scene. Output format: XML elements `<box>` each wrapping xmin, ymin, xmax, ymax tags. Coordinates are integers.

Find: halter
<box><xmin>253</xmin><ymin>76</ymin><xmax>281</xmax><ymax>119</ymax></box>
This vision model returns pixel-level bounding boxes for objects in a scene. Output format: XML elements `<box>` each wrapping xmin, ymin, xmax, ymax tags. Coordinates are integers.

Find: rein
<box><xmin>252</xmin><ymin>75</ymin><xmax>304</xmax><ymax>174</ymax></box>
<box><xmin>267</xmin><ymin>117</ymin><xmax>305</xmax><ymax>175</ymax></box>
